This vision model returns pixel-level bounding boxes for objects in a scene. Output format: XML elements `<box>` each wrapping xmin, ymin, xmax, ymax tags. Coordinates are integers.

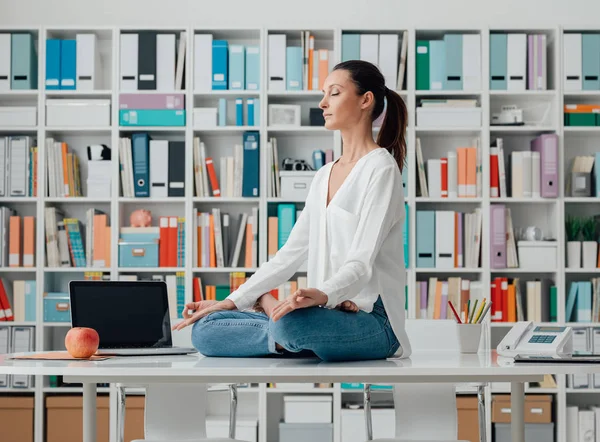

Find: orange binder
<box><xmin>466</xmin><ymin>147</ymin><xmax>477</xmax><ymax>197</ymax></box>
<box><xmin>23</xmin><ymin>216</ymin><xmax>34</xmax><ymax>267</ymax></box>
<box><xmin>318</xmin><ymin>49</ymin><xmax>329</xmax><ymax>90</ymax></box>
<box><xmin>168</xmin><ymin>216</ymin><xmax>178</xmax><ymax>267</ymax></box>
<box><xmin>104</xmin><ymin>226</ymin><xmax>111</xmax><ymax>267</ymax></box>
<box><xmin>92</xmin><ymin>214</ymin><xmax>107</xmax><ymax>267</ymax></box>
<box><xmin>205</xmin><ymin>158</ymin><xmax>221</xmax><ymax>197</ymax></box>
<box><xmin>9</xmin><ymin>216</ymin><xmax>21</xmax><ymax>267</ymax></box>
<box><xmin>457</xmin><ymin>147</ymin><xmax>467</xmax><ymax>197</ymax></box>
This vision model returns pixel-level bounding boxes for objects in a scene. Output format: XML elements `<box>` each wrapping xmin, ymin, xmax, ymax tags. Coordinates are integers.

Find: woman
<box><xmin>173</xmin><ymin>60</ymin><xmax>412</xmax><ymax>362</ymax></box>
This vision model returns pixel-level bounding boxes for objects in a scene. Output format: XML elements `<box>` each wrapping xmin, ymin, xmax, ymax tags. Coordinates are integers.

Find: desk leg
<box><xmin>83</xmin><ymin>382</ymin><xmax>97</xmax><ymax>442</ymax></box>
<box><xmin>116</xmin><ymin>385</ymin><xmax>126</xmax><ymax>442</ymax></box>
<box><xmin>510</xmin><ymin>381</ymin><xmax>525</xmax><ymax>442</ymax></box>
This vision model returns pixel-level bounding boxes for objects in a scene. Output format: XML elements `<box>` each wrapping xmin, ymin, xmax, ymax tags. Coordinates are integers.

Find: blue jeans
<box><xmin>191</xmin><ymin>296</ymin><xmax>400</xmax><ymax>362</ymax></box>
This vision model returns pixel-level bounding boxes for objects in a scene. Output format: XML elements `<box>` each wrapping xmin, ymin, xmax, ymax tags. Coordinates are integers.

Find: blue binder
<box><xmin>228</xmin><ymin>44</ymin><xmax>245</xmax><ymax>90</ymax></box>
<box><xmin>119</xmin><ymin>109</ymin><xmax>185</xmax><ymax>126</ymax></box>
<box><xmin>245</xmin><ymin>46</ymin><xmax>260</xmax><ymax>90</ymax></box>
<box><xmin>444</xmin><ymin>34</ymin><xmax>463</xmax><ymax>90</ymax></box>
<box><xmin>235</xmin><ymin>98</ymin><xmax>243</xmax><ymax>126</ymax></box>
<box><xmin>429</xmin><ymin>40</ymin><xmax>445</xmax><ymax>90</ymax></box>
<box><xmin>45</xmin><ymin>39</ymin><xmax>61</xmax><ymax>90</ymax></box>
<box><xmin>11</xmin><ymin>33</ymin><xmax>37</xmax><ymax>90</ymax></box>
<box><xmin>286</xmin><ymin>46</ymin><xmax>303</xmax><ymax>91</ymax></box>
<box><xmin>212</xmin><ymin>40</ymin><xmax>229</xmax><ymax>90</ymax></box>
<box><xmin>131</xmin><ymin>133</ymin><xmax>150</xmax><ymax>197</ymax></box>
<box><xmin>247</xmin><ymin>99</ymin><xmax>255</xmax><ymax>126</ymax></box>
<box><xmin>577</xmin><ymin>281</ymin><xmax>592</xmax><ymax>322</ymax></box>
<box><xmin>582</xmin><ymin>33</ymin><xmax>600</xmax><ymax>90</ymax></box>
<box><xmin>490</xmin><ymin>34</ymin><xmax>507</xmax><ymax>90</ymax></box>
<box><xmin>416</xmin><ymin>210</ymin><xmax>435</xmax><ymax>268</ymax></box>
<box><xmin>60</xmin><ymin>39</ymin><xmax>76</xmax><ymax>90</ymax></box>
<box><xmin>218</xmin><ymin>98</ymin><xmax>227</xmax><ymax>126</ymax></box>
<box><xmin>342</xmin><ymin>34</ymin><xmax>360</xmax><ymax>62</ymax></box>
<box><xmin>242</xmin><ymin>131</ymin><xmax>260</xmax><ymax>197</ymax></box>
<box><xmin>277</xmin><ymin>204</ymin><xmax>296</xmax><ymax>249</ymax></box>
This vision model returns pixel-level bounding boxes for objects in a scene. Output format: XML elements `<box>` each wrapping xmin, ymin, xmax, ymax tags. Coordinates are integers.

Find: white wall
<box><xmin>1</xmin><ymin>0</ymin><xmax>599</xmax><ymax>29</ymax></box>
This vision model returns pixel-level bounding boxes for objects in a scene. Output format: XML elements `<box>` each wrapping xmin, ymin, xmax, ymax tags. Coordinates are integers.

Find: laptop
<box><xmin>69</xmin><ymin>280</ymin><xmax>197</xmax><ymax>356</ymax></box>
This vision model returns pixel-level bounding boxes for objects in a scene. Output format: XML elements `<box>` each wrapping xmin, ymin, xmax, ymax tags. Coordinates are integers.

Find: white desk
<box><xmin>1</xmin><ymin>350</ymin><xmax>598</xmax><ymax>442</ymax></box>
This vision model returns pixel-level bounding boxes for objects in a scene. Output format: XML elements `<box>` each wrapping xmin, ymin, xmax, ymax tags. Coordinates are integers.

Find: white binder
<box><xmin>507</xmin><ymin>33</ymin><xmax>526</xmax><ymax>90</ymax></box>
<box><xmin>359</xmin><ymin>34</ymin><xmax>379</xmax><ymax>66</ymax></box>
<box><xmin>157</xmin><ymin>33</ymin><xmax>176</xmax><ymax>91</ymax></box>
<box><xmin>0</xmin><ymin>326</ymin><xmax>9</xmax><ymax>387</ymax></box>
<box><xmin>0</xmin><ymin>137</ymin><xmax>6</xmax><ymax>197</ymax></box>
<box><xmin>427</xmin><ymin>159</ymin><xmax>441</xmax><ymax>198</ymax></box>
<box><xmin>76</xmin><ymin>33</ymin><xmax>102</xmax><ymax>90</ymax></box>
<box><xmin>564</xmin><ymin>33</ymin><xmax>582</xmax><ymax>91</ymax></box>
<box><xmin>11</xmin><ymin>327</ymin><xmax>34</xmax><ymax>388</ymax></box>
<box><xmin>120</xmin><ymin>33</ymin><xmax>139</xmax><ymax>90</ymax></box>
<box><xmin>378</xmin><ymin>34</ymin><xmax>398</xmax><ymax>89</ymax></box>
<box><xmin>593</xmin><ymin>328</ymin><xmax>600</xmax><ymax>387</ymax></box>
<box><xmin>462</xmin><ymin>34</ymin><xmax>481</xmax><ymax>91</ymax></box>
<box><xmin>435</xmin><ymin>210</ymin><xmax>455</xmax><ymax>268</ymax></box>
<box><xmin>268</xmin><ymin>34</ymin><xmax>286</xmax><ymax>92</ymax></box>
<box><xmin>520</xmin><ymin>150</ymin><xmax>532</xmax><ymax>198</ymax></box>
<box><xmin>194</xmin><ymin>34</ymin><xmax>213</xmax><ymax>92</ymax></box>
<box><xmin>447</xmin><ymin>151</ymin><xmax>458</xmax><ymax>198</ymax></box>
<box><xmin>9</xmin><ymin>136</ymin><xmax>29</xmax><ymax>197</ymax></box>
<box><xmin>150</xmin><ymin>140</ymin><xmax>169</xmax><ymax>198</ymax></box>
<box><xmin>531</xmin><ymin>151</ymin><xmax>540</xmax><ymax>198</ymax></box>
<box><xmin>0</xmin><ymin>34</ymin><xmax>10</xmax><ymax>91</ymax></box>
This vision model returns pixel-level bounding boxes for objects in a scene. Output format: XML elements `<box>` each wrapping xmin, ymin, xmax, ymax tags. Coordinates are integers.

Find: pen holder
<box><xmin>457</xmin><ymin>323</ymin><xmax>483</xmax><ymax>353</ymax></box>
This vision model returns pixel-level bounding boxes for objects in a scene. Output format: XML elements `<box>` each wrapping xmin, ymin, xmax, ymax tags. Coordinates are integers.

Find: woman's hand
<box><xmin>171</xmin><ymin>299</ymin><xmax>236</xmax><ymax>331</ymax></box>
<box><xmin>336</xmin><ymin>300</ymin><xmax>359</xmax><ymax>313</ymax></box>
<box><xmin>271</xmin><ymin>288</ymin><xmax>328</xmax><ymax>322</ymax></box>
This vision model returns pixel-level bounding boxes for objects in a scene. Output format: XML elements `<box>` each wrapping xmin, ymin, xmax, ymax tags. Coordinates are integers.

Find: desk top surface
<box><xmin>0</xmin><ymin>351</ymin><xmax>599</xmax><ymax>382</ymax></box>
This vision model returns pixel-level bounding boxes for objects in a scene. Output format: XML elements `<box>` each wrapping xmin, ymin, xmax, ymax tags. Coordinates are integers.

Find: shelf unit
<box><xmin>0</xmin><ymin>23</ymin><xmax>598</xmax><ymax>442</ymax></box>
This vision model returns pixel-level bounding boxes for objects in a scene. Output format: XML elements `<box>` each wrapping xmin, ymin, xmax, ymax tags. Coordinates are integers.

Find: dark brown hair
<box><xmin>333</xmin><ymin>60</ymin><xmax>408</xmax><ymax>170</ymax></box>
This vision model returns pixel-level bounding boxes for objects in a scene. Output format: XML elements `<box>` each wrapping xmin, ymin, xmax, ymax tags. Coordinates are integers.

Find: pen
<box><xmin>476</xmin><ymin>302</ymin><xmax>493</xmax><ymax>324</ymax></box>
<box><xmin>466</xmin><ymin>300</ymin><xmax>471</xmax><ymax>322</ymax></box>
<box><xmin>448</xmin><ymin>301</ymin><xmax>462</xmax><ymax>324</ymax></box>
<box><xmin>469</xmin><ymin>299</ymin><xmax>478</xmax><ymax>324</ymax></box>
<box><xmin>473</xmin><ymin>299</ymin><xmax>486</xmax><ymax>324</ymax></box>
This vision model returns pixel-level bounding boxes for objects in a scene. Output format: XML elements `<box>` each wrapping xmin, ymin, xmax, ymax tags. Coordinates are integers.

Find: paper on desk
<box><xmin>9</xmin><ymin>352</ymin><xmax>114</xmax><ymax>361</ymax></box>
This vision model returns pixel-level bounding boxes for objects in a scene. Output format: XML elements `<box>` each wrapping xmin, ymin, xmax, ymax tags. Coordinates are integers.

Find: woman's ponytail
<box><xmin>376</xmin><ymin>87</ymin><xmax>408</xmax><ymax>171</ymax></box>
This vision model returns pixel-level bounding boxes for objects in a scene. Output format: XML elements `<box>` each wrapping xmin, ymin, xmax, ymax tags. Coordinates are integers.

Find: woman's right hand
<box><xmin>336</xmin><ymin>300</ymin><xmax>359</xmax><ymax>313</ymax></box>
<box><xmin>171</xmin><ymin>299</ymin><xmax>237</xmax><ymax>331</ymax></box>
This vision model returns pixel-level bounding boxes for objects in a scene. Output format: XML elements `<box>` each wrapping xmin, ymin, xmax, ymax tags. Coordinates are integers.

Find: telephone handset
<box><xmin>497</xmin><ymin>321</ymin><xmax>573</xmax><ymax>358</ymax></box>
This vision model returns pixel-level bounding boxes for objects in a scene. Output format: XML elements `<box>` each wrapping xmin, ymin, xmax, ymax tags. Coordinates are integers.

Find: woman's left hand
<box><xmin>271</xmin><ymin>288</ymin><xmax>328</xmax><ymax>322</ymax></box>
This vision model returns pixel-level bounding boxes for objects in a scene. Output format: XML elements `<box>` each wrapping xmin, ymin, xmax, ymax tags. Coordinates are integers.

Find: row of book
<box><xmin>120</xmin><ymin>134</ymin><xmax>185</xmax><ymax>199</ymax></box>
<box><xmin>44</xmin><ymin>207</ymin><xmax>111</xmax><ymax>268</ymax></box>
<box><xmin>415</xmin><ymin>209</ymin><xmax>483</xmax><ymax>269</ymax></box>
<box><xmin>417</xmin><ymin>138</ymin><xmax>481</xmax><ymax>198</ymax></box>
<box><xmin>192</xmin><ymin>133</ymin><xmax>259</xmax><ymax>198</ymax></box>
<box><xmin>341</xmin><ymin>31</ymin><xmax>408</xmax><ymax>90</ymax></box>
<box><xmin>45</xmin><ymin>138</ymin><xmax>83</xmax><ymax>198</ymax></box>
<box><xmin>120</xmin><ymin>31</ymin><xmax>186</xmax><ymax>91</ymax></box>
<box><xmin>566</xmin><ymin>279</ymin><xmax>600</xmax><ymax>323</ymax></box>
<box><xmin>414</xmin><ymin>277</ymin><xmax>482</xmax><ymax>321</ymax></box>
<box><xmin>268</xmin><ymin>31</ymin><xmax>334</xmax><ymax>92</ymax></box>
<box><xmin>490</xmin><ymin>277</ymin><xmax>556</xmax><ymax>323</ymax></box>
<box><xmin>0</xmin><ymin>136</ymin><xmax>37</xmax><ymax>198</ymax></box>
<box><xmin>193</xmin><ymin>208</ymin><xmax>258</xmax><ymax>269</ymax></box>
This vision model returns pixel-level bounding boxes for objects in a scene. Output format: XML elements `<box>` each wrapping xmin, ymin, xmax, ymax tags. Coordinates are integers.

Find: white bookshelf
<box><xmin>0</xmin><ymin>24</ymin><xmax>598</xmax><ymax>442</ymax></box>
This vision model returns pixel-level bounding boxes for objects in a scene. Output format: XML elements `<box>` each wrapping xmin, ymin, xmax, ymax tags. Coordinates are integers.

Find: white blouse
<box><xmin>226</xmin><ymin>147</ymin><xmax>412</xmax><ymax>359</ymax></box>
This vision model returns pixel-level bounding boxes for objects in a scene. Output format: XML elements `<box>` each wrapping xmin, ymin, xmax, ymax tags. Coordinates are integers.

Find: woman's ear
<box><xmin>360</xmin><ymin>91</ymin><xmax>375</xmax><ymax>111</ymax></box>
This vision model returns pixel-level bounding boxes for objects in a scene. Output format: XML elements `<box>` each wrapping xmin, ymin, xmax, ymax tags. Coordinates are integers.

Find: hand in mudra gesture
<box><xmin>171</xmin><ymin>299</ymin><xmax>236</xmax><ymax>331</ymax></box>
<box><xmin>270</xmin><ymin>288</ymin><xmax>360</xmax><ymax>321</ymax></box>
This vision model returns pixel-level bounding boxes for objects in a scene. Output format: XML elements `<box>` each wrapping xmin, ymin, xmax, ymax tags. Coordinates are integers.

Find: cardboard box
<box><xmin>0</xmin><ymin>396</ymin><xmax>34</xmax><ymax>442</ymax></box>
<box><xmin>492</xmin><ymin>394</ymin><xmax>553</xmax><ymax>424</ymax></box>
<box><xmin>46</xmin><ymin>395</ymin><xmax>144</xmax><ymax>442</ymax></box>
<box><xmin>457</xmin><ymin>396</ymin><xmax>480</xmax><ymax>442</ymax></box>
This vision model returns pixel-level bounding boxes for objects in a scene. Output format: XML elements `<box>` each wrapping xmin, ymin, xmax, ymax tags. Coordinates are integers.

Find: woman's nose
<box><xmin>319</xmin><ymin>97</ymin><xmax>327</xmax><ymax>109</ymax></box>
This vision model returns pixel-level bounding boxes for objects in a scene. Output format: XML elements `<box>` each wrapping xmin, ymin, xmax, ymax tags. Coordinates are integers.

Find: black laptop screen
<box><xmin>69</xmin><ymin>281</ymin><xmax>173</xmax><ymax>349</ymax></box>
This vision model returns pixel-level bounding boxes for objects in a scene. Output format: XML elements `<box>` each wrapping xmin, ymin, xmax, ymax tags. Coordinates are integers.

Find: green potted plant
<box><xmin>565</xmin><ymin>215</ymin><xmax>582</xmax><ymax>269</ymax></box>
<box><xmin>581</xmin><ymin>216</ymin><xmax>598</xmax><ymax>269</ymax></box>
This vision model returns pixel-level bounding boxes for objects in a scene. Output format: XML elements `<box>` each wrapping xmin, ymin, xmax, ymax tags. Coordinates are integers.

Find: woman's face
<box><xmin>319</xmin><ymin>69</ymin><xmax>373</xmax><ymax>131</ymax></box>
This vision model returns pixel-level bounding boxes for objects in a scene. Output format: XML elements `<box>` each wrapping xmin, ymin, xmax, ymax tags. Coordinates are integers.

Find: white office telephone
<box><xmin>497</xmin><ymin>321</ymin><xmax>573</xmax><ymax>358</ymax></box>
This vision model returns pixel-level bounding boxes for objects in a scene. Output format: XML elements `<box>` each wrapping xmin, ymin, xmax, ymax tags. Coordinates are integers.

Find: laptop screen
<box><xmin>69</xmin><ymin>280</ymin><xmax>173</xmax><ymax>349</ymax></box>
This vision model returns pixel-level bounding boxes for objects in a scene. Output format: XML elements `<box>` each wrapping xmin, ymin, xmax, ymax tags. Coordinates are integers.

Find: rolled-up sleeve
<box><xmin>319</xmin><ymin>165</ymin><xmax>403</xmax><ymax>308</ymax></box>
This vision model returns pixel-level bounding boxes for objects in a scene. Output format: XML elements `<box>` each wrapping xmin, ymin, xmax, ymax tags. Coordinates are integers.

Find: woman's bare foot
<box><xmin>254</xmin><ymin>293</ymin><xmax>280</xmax><ymax>318</ymax></box>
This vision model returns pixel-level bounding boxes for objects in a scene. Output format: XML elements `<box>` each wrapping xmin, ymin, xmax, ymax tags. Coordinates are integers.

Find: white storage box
<box><xmin>280</xmin><ymin>171</ymin><xmax>316</xmax><ymax>201</ymax></box>
<box><xmin>517</xmin><ymin>240</ymin><xmax>557</xmax><ymax>270</ymax></box>
<box><xmin>193</xmin><ymin>107</ymin><xmax>218</xmax><ymax>129</ymax></box>
<box><xmin>0</xmin><ymin>106</ymin><xmax>37</xmax><ymax>127</ymax></box>
<box><xmin>206</xmin><ymin>416</ymin><xmax>257</xmax><ymax>442</ymax></box>
<box><xmin>416</xmin><ymin>107</ymin><xmax>482</xmax><ymax>127</ymax></box>
<box><xmin>341</xmin><ymin>409</ymin><xmax>395</xmax><ymax>442</ymax></box>
<box><xmin>284</xmin><ymin>395</ymin><xmax>332</xmax><ymax>423</ymax></box>
<box><xmin>46</xmin><ymin>99</ymin><xmax>111</xmax><ymax>127</ymax></box>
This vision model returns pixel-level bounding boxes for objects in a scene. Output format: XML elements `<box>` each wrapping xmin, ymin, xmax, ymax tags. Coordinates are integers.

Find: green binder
<box><xmin>416</xmin><ymin>40</ymin><xmax>430</xmax><ymax>90</ymax></box>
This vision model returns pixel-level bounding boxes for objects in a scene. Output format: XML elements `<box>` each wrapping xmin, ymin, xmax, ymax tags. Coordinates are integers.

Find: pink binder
<box><xmin>490</xmin><ymin>204</ymin><xmax>506</xmax><ymax>269</ymax></box>
<box><xmin>530</xmin><ymin>133</ymin><xmax>558</xmax><ymax>198</ymax></box>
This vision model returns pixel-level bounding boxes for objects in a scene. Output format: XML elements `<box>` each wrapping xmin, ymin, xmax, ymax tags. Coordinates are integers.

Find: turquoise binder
<box><xmin>277</xmin><ymin>204</ymin><xmax>296</xmax><ymax>249</ymax></box>
<box><xmin>416</xmin><ymin>210</ymin><xmax>435</xmax><ymax>268</ymax></box>
<box><xmin>242</xmin><ymin>131</ymin><xmax>260</xmax><ymax>197</ymax></box>
<box><xmin>11</xmin><ymin>33</ymin><xmax>37</xmax><ymax>90</ymax></box>
<box><xmin>429</xmin><ymin>40</ymin><xmax>445</xmax><ymax>90</ymax></box>
<box><xmin>247</xmin><ymin>99</ymin><xmax>255</xmax><ymax>126</ymax></box>
<box><xmin>212</xmin><ymin>40</ymin><xmax>228</xmax><ymax>90</ymax></box>
<box><xmin>577</xmin><ymin>281</ymin><xmax>592</xmax><ymax>322</ymax></box>
<box><xmin>245</xmin><ymin>46</ymin><xmax>260</xmax><ymax>90</ymax></box>
<box><xmin>218</xmin><ymin>98</ymin><xmax>227</xmax><ymax>126</ymax></box>
<box><xmin>444</xmin><ymin>34</ymin><xmax>463</xmax><ymax>90</ymax></box>
<box><xmin>25</xmin><ymin>280</ymin><xmax>36</xmax><ymax>322</ymax></box>
<box><xmin>45</xmin><ymin>39</ymin><xmax>61</xmax><ymax>90</ymax></box>
<box><xmin>228</xmin><ymin>44</ymin><xmax>245</xmax><ymax>90</ymax></box>
<box><xmin>286</xmin><ymin>46</ymin><xmax>303</xmax><ymax>91</ymax></box>
<box><xmin>490</xmin><ymin>34</ymin><xmax>507</xmax><ymax>90</ymax></box>
<box><xmin>582</xmin><ymin>33</ymin><xmax>600</xmax><ymax>90</ymax></box>
<box><xmin>342</xmin><ymin>34</ymin><xmax>360</xmax><ymax>62</ymax></box>
<box><xmin>416</xmin><ymin>40</ymin><xmax>430</xmax><ymax>90</ymax></box>
<box><xmin>60</xmin><ymin>39</ymin><xmax>76</xmax><ymax>90</ymax></box>
<box><xmin>119</xmin><ymin>109</ymin><xmax>186</xmax><ymax>126</ymax></box>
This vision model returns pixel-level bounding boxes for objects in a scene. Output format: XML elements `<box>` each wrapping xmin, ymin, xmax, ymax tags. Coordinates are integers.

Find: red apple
<box><xmin>65</xmin><ymin>327</ymin><xmax>100</xmax><ymax>358</ymax></box>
